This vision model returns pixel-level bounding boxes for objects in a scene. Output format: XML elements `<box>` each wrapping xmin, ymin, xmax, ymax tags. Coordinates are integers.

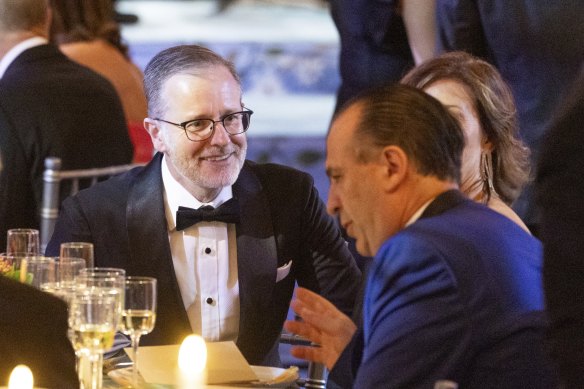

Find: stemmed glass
<box><xmin>69</xmin><ymin>288</ymin><xmax>119</xmax><ymax>389</ymax></box>
<box><xmin>75</xmin><ymin>269</ymin><xmax>125</xmax><ymax>388</ymax></box>
<box><xmin>122</xmin><ymin>277</ymin><xmax>157</xmax><ymax>388</ymax></box>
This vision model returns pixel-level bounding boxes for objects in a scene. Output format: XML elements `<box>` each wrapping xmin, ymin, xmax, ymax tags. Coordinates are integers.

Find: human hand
<box><xmin>283</xmin><ymin>287</ymin><xmax>357</xmax><ymax>370</ymax></box>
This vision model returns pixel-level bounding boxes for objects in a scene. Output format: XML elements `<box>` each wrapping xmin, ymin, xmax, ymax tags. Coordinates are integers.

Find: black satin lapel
<box><xmin>420</xmin><ymin>190</ymin><xmax>468</xmax><ymax>220</ymax></box>
<box><xmin>126</xmin><ymin>153</ymin><xmax>192</xmax><ymax>344</ymax></box>
<box><xmin>232</xmin><ymin>163</ymin><xmax>278</xmax><ymax>357</ymax></box>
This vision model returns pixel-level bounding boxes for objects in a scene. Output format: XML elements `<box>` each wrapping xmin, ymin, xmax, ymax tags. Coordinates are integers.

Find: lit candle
<box><xmin>8</xmin><ymin>365</ymin><xmax>33</xmax><ymax>389</ymax></box>
<box><xmin>178</xmin><ymin>335</ymin><xmax>207</xmax><ymax>388</ymax></box>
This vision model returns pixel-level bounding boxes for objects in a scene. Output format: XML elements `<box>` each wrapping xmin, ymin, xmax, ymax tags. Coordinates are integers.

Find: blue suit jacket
<box><xmin>46</xmin><ymin>153</ymin><xmax>361</xmax><ymax>366</ymax></box>
<box><xmin>334</xmin><ymin>191</ymin><xmax>557</xmax><ymax>388</ymax></box>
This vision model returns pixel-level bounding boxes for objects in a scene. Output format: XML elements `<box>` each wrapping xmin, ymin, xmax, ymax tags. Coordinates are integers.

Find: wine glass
<box><xmin>69</xmin><ymin>288</ymin><xmax>119</xmax><ymax>389</ymax></box>
<box><xmin>122</xmin><ymin>277</ymin><xmax>157</xmax><ymax>389</ymax></box>
<box><xmin>6</xmin><ymin>229</ymin><xmax>40</xmax><ymax>254</ymax></box>
<box><xmin>60</xmin><ymin>242</ymin><xmax>94</xmax><ymax>268</ymax></box>
<box><xmin>77</xmin><ymin>269</ymin><xmax>126</xmax><ymax>329</ymax></box>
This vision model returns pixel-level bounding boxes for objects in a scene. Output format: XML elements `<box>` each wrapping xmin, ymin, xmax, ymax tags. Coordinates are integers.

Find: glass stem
<box><xmin>131</xmin><ymin>332</ymin><xmax>141</xmax><ymax>388</ymax></box>
<box><xmin>79</xmin><ymin>351</ymin><xmax>103</xmax><ymax>389</ymax></box>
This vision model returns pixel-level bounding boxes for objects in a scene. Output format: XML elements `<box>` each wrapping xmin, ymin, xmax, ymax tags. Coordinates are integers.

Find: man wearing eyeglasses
<box><xmin>46</xmin><ymin>44</ymin><xmax>361</xmax><ymax>367</ymax></box>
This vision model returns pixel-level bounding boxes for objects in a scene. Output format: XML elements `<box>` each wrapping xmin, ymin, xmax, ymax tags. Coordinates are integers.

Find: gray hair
<box><xmin>143</xmin><ymin>44</ymin><xmax>241</xmax><ymax>117</ymax></box>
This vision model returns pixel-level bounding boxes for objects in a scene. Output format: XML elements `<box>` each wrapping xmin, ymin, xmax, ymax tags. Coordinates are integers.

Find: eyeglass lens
<box><xmin>185</xmin><ymin>111</ymin><xmax>250</xmax><ymax>141</ymax></box>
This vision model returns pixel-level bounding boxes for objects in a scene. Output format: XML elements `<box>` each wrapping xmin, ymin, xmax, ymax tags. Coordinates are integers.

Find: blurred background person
<box><xmin>330</xmin><ymin>0</ymin><xmax>437</xmax><ymax>274</ymax></box>
<box><xmin>536</xmin><ymin>64</ymin><xmax>584</xmax><ymax>388</ymax></box>
<box><xmin>436</xmin><ymin>0</ymin><xmax>584</xmax><ymax>234</ymax></box>
<box><xmin>402</xmin><ymin>51</ymin><xmax>530</xmax><ymax>232</ymax></box>
<box><xmin>0</xmin><ymin>0</ymin><xmax>132</xmax><ymax>251</ymax></box>
<box><xmin>50</xmin><ymin>0</ymin><xmax>153</xmax><ymax>163</ymax></box>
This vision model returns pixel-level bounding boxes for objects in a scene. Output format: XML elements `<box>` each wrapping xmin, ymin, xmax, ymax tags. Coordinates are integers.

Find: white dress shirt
<box><xmin>405</xmin><ymin>197</ymin><xmax>435</xmax><ymax>227</ymax></box>
<box><xmin>0</xmin><ymin>37</ymin><xmax>47</xmax><ymax>79</ymax></box>
<box><xmin>161</xmin><ymin>156</ymin><xmax>240</xmax><ymax>342</ymax></box>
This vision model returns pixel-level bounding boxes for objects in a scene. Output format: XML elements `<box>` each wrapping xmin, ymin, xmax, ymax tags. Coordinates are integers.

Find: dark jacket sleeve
<box><xmin>436</xmin><ymin>0</ymin><xmax>489</xmax><ymax>57</ymax></box>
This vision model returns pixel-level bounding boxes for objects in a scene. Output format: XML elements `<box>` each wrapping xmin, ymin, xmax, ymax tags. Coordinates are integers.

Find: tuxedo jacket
<box><xmin>331</xmin><ymin>191</ymin><xmax>557</xmax><ymax>388</ymax></box>
<box><xmin>0</xmin><ymin>44</ymin><xmax>133</xmax><ymax>251</ymax></box>
<box><xmin>0</xmin><ymin>276</ymin><xmax>77</xmax><ymax>388</ymax></box>
<box><xmin>47</xmin><ymin>153</ymin><xmax>361</xmax><ymax>365</ymax></box>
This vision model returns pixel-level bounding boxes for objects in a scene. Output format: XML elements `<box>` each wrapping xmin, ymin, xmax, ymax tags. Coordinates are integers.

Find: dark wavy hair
<box><xmin>401</xmin><ymin>52</ymin><xmax>530</xmax><ymax>204</ymax></box>
<box><xmin>49</xmin><ymin>0</ymin><xmax>129</xmax><ymax>59</ymax></box>
<box><xmin>340</xmin><ymin>84</ymin><xmax>464</xmax><ymax>184</ymax></box>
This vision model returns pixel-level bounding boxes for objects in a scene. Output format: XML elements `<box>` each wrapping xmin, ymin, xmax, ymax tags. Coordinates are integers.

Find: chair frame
<box><xmin>40</xmin><ymin>157</ymin><xmax>142</xmax><ymax>251</ymax></box>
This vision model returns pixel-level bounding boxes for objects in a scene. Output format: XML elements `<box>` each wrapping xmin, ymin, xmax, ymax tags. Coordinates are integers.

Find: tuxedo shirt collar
<box><xmin>405</xmin><ymin>198</ymin><xmax>435</xmax><ymax>227</ymax></box>
<box><xmin>160</xmin><ymin>155</ymin><xmax>233</xmax><ymax>231</ymax></box>
<box><xmin>0</xmin><ymin>37</ymin><xmax>47</xmax><ymax>79</ymax></box>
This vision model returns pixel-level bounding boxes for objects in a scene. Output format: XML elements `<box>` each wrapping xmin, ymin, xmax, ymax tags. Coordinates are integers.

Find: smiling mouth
<box><xmin>202</xmin><ymin>153</ymin><xmax>232</xmax><ymax>162</ymax></box>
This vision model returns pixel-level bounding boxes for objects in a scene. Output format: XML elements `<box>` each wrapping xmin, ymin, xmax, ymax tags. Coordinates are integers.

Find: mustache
<box><xmin>199</xmin><ymin>145</ymin><xmax>241</xmax><ymax>157</ymax></box>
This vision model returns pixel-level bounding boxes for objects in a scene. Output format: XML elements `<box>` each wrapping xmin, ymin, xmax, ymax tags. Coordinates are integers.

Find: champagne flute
<box><xmin>122</xmin><ymin>277</ymin><xmax>157</xmax><ymax>389</ymax></box>
<box><xmin>6</xmin><ymin>229</ymin><xmax>40</xmax><ymax>254</ymax></box>
<box><xmin>69</xmin><ymin>288</ymin><xmax>119</xmax><ymax>389</ymax></box>
<box><xmin>60</xmin><ymin>242</ymin><xmax>94</xmax><ymax>268</ymax></box>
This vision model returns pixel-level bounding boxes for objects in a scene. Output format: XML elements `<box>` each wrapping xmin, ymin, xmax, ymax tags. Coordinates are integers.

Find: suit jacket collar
<box><xmin>2</xmin><ymin>44</ymin><xmax>64</xmax><ymax>79</ymax></box>
<box><xmin>0</xmin><ymin>37</ymin><xmax>47</xmax><ymax>79</ymax></box>
<box><xmin>420</xmin><ymin>189</ymin><xmax>467</xmax><ymax>220</ymax></box>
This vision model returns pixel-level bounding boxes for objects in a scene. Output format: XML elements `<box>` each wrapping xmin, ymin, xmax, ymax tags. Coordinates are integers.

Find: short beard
<box><xmin>169</xmin><ymin>143</ymin><xmax>247</xmax><ymax>193</ymax></box>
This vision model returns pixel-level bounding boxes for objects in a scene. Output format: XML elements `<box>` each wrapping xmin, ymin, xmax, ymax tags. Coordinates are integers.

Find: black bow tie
<box><xmin>176</xmin><ymin>198</ymin><xmax>240</xmax><ymax>231</ymax></box>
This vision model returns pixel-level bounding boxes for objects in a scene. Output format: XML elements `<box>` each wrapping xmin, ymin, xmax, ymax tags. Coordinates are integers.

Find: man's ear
<box><xmin>380</xmin><ymin>145</ymin><xmax>409</xmax><ymax>192</ymax></box>
<box><xmin>144</xmin><ymin>118</ymin><xmax>167</xmax><ymax>153</ymax></box>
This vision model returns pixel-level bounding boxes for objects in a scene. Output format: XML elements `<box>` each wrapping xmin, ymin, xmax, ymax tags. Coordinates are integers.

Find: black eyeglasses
<box><xmin>154</xmin><ymin>109</ymin><xmax>253</xmax><ymax>141</ymax></box>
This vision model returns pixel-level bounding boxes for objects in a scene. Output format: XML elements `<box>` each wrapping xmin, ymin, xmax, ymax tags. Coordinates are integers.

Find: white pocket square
<box><xmin>276</xmin><ymin>260</ymin><xmax>293</xmax><ymax>282</ymax></box>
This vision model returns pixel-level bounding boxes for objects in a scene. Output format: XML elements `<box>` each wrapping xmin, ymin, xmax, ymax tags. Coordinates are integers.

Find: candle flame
<box><xmin>178</xmin><ymin>335</ymin><xmax>207</xmax><ymax>375</ymax></box>
<box><xmin>8</xmin><ymin>365</ymin><xmax>33</xmax><ymax>389</ymax></box>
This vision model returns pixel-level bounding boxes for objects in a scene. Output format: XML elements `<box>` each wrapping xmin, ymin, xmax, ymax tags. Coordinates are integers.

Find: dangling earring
<box><xmin>480</xmin><ymin>150</ymin><xmax>496</xmax><ymax>201</ymax></box>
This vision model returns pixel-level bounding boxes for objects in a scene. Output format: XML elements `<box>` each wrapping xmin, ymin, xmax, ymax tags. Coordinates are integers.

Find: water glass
<box><xmin>25</xmin><ymin>256</ymin><xmax>57</xmax><ymax>288</ymax></box>
<box><xmin>6</xmin><ymin>229</ymin><xmax>40</xmax><ymax>254</ymax></box>
<box><xmin>60</xmin><ymin>242</ymin><xmax>94</xmax><ymax>268</ymax></box>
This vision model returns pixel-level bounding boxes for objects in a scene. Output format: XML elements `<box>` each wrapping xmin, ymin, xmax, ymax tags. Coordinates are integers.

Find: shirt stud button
<box><xmin>204</xmin><ymin>247</ymin><xmax>211</xmax><ymax>254</ymax></box>
<box><xmin>206</xmin><ymin>297</ymin><xmax>214</xmax><ymax>305</ymax></box>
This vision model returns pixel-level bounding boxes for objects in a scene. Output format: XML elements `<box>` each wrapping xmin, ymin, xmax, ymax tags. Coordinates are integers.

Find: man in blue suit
<box><xmin>285</xmin><ymin>85</ymin><xmax>558</xmax><ymax>388</ymax></box>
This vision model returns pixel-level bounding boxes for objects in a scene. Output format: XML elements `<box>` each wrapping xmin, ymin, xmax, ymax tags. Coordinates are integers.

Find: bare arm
<box><xmin>401</xmin><ymin>0</ymin><xmax>437</xmax><ymax>65</ymax></box>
